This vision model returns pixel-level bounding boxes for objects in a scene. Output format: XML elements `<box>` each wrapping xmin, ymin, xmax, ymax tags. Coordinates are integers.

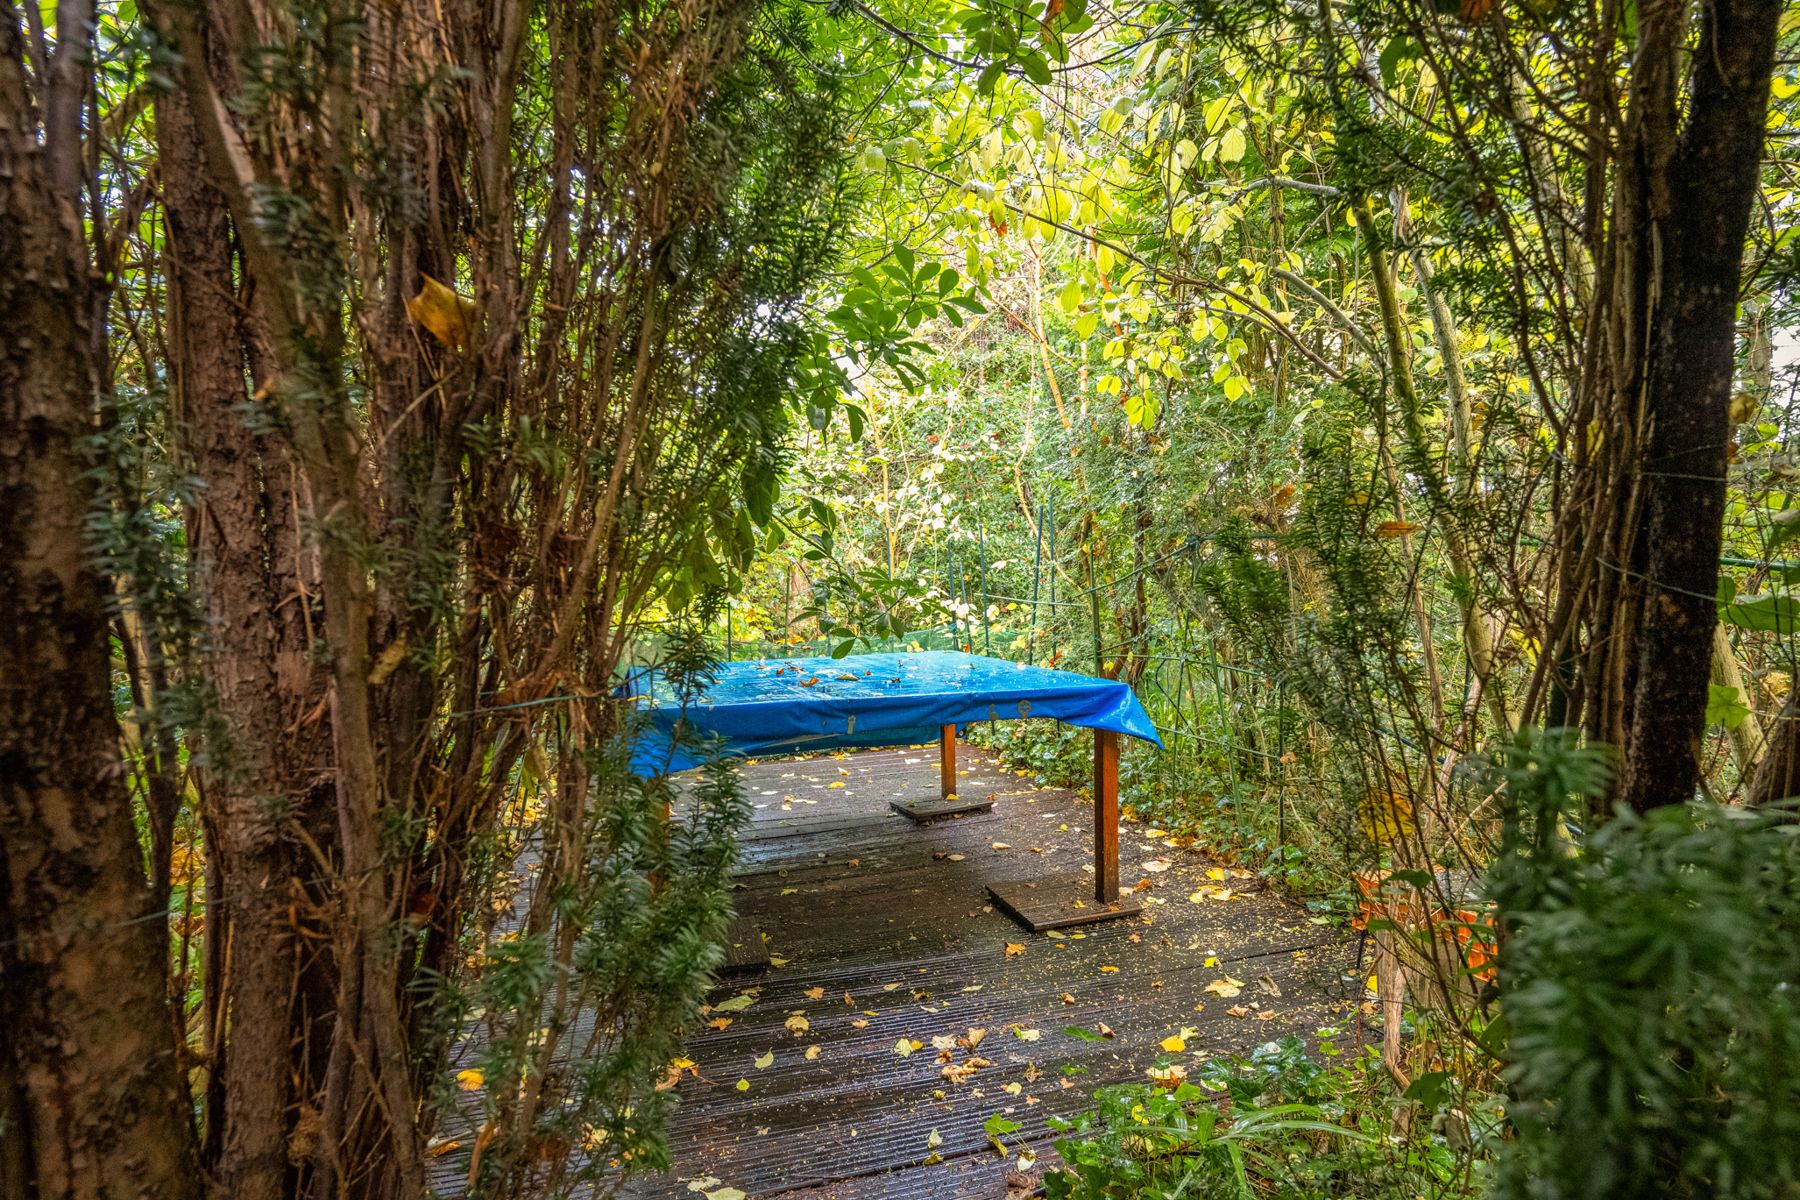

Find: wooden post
<box><xmin>1093</xmin><ymin>728</ymin><xmax>1119</xmax><ymax>902</ymax></box>
<box><xmin>940</xmin><ymin>724</ymin><xmax>957</xmax><ymax>800</ymax></box>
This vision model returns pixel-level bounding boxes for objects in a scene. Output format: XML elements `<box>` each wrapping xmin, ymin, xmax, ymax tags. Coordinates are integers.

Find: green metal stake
<box><xmin>1087</xmin><ymin>540</ymin><xmax>1104</xmax><ymax>678</ymax></box>
<box><xmin>978</xmin><ymin>514</ymin><xmax>992</xmax><ymax>655</ymax></box>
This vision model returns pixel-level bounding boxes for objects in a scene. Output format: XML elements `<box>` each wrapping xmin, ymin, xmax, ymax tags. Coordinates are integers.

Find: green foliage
<box><xmin>1041</xmin><ymin>1035</ymin><xmax>1492</xmax><ymax>1200</ymax></box>
<box><xmin>1486</xmin><ymin>732</ymin><xmax>1800</xmax><ymax>1200</ymax></box>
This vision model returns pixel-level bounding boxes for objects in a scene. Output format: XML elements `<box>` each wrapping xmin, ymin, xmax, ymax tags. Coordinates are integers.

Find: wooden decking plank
<box><xmin>432</xmin><ymin>746</ymin><xmax>1352</xmax><ymax>1200</ymax></box>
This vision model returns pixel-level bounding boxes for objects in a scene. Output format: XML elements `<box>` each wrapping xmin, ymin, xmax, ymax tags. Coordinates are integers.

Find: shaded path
<box><xmin>632</xmin><ymin>745</ymin><xmax>1354</xmax><ymax>1199</ymax></box>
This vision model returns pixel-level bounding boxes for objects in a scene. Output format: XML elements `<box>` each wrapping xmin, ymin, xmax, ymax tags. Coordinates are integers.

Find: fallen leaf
<box><xmin>1226</xmin><ymin>1005</ymin><xmax>1251</xmax><ymax>1018</ymax></box>
<box><xmin>456</xmin><ymin>1068</ymin><xmax>484</xmax><ymax>1092</ymax></box>
<box><xmin>965</xmin><ymin>1027</ymin><xmax>987</xmax><ymax>1049</ymax></box>
<box><xmin>1012</xmin><ymin>1026</ymin><xmax>1041</xmax><ymax>1042</ymax></box>
<box><xmin>804</xmin><ymin>986</ymin><xmax>826</xmax><ymax>1000</ymax></box>
<box><xmin>894</xmin><ymin>1038</ymin><xmax>923</xmax><ymax>1057</ymax></box>
<box><xmin>735</xmin><ymin>1079</ymin><xmax>750</xmax><ymax>1091</ymax></box>
<box><xmin>707</xmin><ymin>1017</ymin><xmax>733</xmax><ymax>1030</ymax></box>
<box><xmin>1159</xmin><ymin>1034</ymin><xmax>1186</xmax><ymax>1053</ymax></box>
<box><xmin>704</xmin><ymin>1188</ymin><xmax>747</xmax><ymax>1200</ymax></box>
<box><xmin>1004</xmin><ymin>942</ymin><xmax>1026</xmax><ymax>958</ymax></box>
<box><xmin>852</xmin><ymin>1018</ymin><xmax>870</xmax><ymax>1029</ymax></box>
<box><xmin>754</xmin><ymin>1050</ymin><xmax>773</xmax><ymax>1068</ymax></box>
<box><xmin>926</xmin><ymin>1129</ymin><xmax>942</xmax><ymax>1149</ymax></box>
<box><xmin>1099</xmin><ymin>965</ymin><xmax>1119</xmax><ymax>974</ymax></box>
<box><xmin>1205</xmin><ymin>977</ymin><xmax>1245</xmax><ymax>998</ymax></box>
<box><xmin>714</xmin><ymin>993</ymin><xmax>756</xmax><ymax>1013</ymax></box>
<box><xmin>1002</xmin><ymin>1082</ymin><xmax>1023</xmax><ymax>1095</ymax></box>
<box><xmin>785</xmin><ymin>1015</ymin><xmax>810</xmax><ymax>1036</ymax></box>
<box><xmin>828</xmin><ymin>781</ymin><xmax>846</xmax><ymax>789</ymax></box>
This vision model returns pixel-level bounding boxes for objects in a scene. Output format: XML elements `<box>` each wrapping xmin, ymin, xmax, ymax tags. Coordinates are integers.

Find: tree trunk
<box><xmin>158</xmin><ymin>71</ymin><xmax>346</xmax><ymax>1196</ymax></box>
<box><xmin>1613</xmin><ymin>0</ymin><xmax>1782</xmax><ymax>812</ymax></box>
<box><xmin>0</xmin><ymin>13</ymin><xmax>204</xmax><ymax>1194</ymax></box>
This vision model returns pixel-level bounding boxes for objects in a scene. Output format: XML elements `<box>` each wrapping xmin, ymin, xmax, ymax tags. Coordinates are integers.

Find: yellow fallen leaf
<box><xmin>785</xmin><ymin>1015</ymin><xmax>810</xmax><ymax>1036</ymax></box>
<box><xmin>1002</xmin><ymin>1082</ymin><xmax>1023</xmax><ymax>1095</ymax></box>
<box><xmin>1205</xmin><ymin>976</ymin><xmax>1245</xmax><ymax>998</ymax></box>
<box><xmin>1004</xmin><ymin>942</ymin><xmax>1025</xmax><ymax>958</ymax></box>
<box><xmin>894</xmin><ymin>1038</ymin><xmax>923</xmax><ymax>1057</ymax></box>
<box><xmin>1099</xmin><ymin>965</ymin><xmax>1120</xmax><ymax>974</ymax></box>
<box><xmin>804</xmin><ymin>986</ymin><xmax>826</xmax><ymax>1000</ymax></box>
<box><xmin>1159</xmin><ymin>1034</ymin><xmax>1186</xmax><ymax>1053</ymax></box>
<box><xmin>829</xmin><ymin>781</ymin><xmax>846</xmax><ymax>789</ymax></box>
<box><xmin>805</xmin><ymin>1045</ymin><xmax>822</xmax><ymax>1060</ymax></box>
<box><xmin>455</xmin><ymin>1068</ymin><xmax>484</xmax><ymax>1091</ymax></box>
<box><xmin>735</xmin><ymin>1079</ymin><xmax>750</xmax><ymax>1091</ymax></box>
<box><xmin>754</xmin><ymin>1051</ymin><xmax>773</xmax><ymax>1069</ymax></box>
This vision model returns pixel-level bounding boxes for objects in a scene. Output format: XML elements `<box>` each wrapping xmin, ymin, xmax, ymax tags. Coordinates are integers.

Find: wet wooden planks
<box><xmin>629</xmin><ymin>745</ymin><xmax>1353</xmax><ymax>1200</ymax></box>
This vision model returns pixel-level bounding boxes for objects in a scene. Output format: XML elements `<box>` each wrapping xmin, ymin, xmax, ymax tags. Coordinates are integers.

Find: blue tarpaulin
<box><xmin>626</xmin><ymin>650</ymin><xmax>1162</xmax><ymax>776</ymax></box>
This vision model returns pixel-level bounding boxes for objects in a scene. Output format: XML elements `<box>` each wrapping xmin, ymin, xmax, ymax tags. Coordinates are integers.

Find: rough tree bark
<box><xmin>156</xmin><ymin>75</ymin><xmax>342</xmax><ymax>1198</ymax></box>
<box><xmin>1610</xmin><ymin>0</ymin><xmax>1782</xmax><ymax>812</ymax></box>
<box><xmin>0</xmin><ymin>6</ymin><xmax>204</xmax><ymax>1196</ymax></box>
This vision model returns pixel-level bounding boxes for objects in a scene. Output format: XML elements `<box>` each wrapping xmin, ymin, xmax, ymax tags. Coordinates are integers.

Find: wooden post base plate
<box><xmin>718</xmin><ymin>914</ymin><xmax>771</xmax><ymax>974</ymax></box>
<box><xmin>889</xmin><ymin>796</ymin><xmax>995</xmax><ymax>823</ymax></box>
<box><xmin>987</xmin><ymin>874</ymin><xmax>1143</xmax><ymax>932</ymax></box>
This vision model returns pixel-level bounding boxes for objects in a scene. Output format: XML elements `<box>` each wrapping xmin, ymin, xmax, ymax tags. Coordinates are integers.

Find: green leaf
<box><xmin>844</xmin><ymin>403</ymin><xmax>866</xmax><ymax>442</ymax></box>
<box><xmin>1218</xmin><ymin>127</ymin><xmax>1247</xmax><ymax>164</ymax></box>
<box><xmin>1019</xmin><ymin>51</ymin><xmax>1053</xmax><ymax>86</ymax></box>
<box><xmin>1721</xmin><ymin>593</ymin><xmax>1800</xmax><ymax>634</ymax></box>
<box><xmin>1706</xmin><ymin>684</ymin><xmax>1752</xmax><ymax>731</ymax></box>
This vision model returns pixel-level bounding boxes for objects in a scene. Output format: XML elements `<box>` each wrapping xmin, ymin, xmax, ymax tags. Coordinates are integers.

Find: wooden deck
<box><xmin>626</xmin><ymin>745</ymin><xmax>1355</xmax><ymax>1199</ymax></box>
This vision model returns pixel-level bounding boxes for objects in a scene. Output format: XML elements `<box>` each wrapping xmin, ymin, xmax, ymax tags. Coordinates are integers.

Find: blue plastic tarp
<box><xmin>626</xmin><ymin>650</ymin><xmax>1162</xmax><ymax>776</ymax></box>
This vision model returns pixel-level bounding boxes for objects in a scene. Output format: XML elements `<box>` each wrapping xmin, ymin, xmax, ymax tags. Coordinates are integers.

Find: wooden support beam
<box><xmin>940</xmin><ymin>723</ymin><xmax>957</xmax><ymax>800</ymax></box>
<box><xmin>1093</xmin><ymin>728</ymin><xmax>1119</xmax><ymax>902</ymax></box>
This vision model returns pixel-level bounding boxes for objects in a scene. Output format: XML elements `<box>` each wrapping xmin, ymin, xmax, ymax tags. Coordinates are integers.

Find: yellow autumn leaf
<box><xmin>1205</xmin><ymin>976</ymin><xmax>1245</xmax><ymax>998</ymax></box>
<box><xmin>754</xmin><ymin>1050</ymin><xmax>773</xmax><ymax>1069</ymax></box>
<box><xmin>1375</xmin><ymin>519</ymin><xmax>1420</xmax><ymax>538</ymax></box>
<box><xmin>1159</xmin><ymin>1034</ymin><xmax>1186</xmax><ymax>1053</ymax></box>
<box><xmin>455</xmin><ymin>1068</ymin><xmax>484</xmax><ymax>1091</ymax></box>
<box><xmin>405</xmin><ymin>274</ymin><xmax>476</xmax><ymax>353</ymax></box>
